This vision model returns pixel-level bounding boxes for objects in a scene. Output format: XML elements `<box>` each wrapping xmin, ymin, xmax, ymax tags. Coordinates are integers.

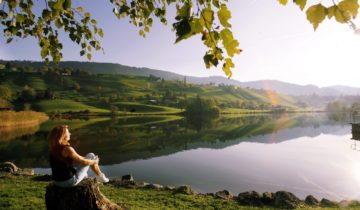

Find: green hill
<box><xmin>0</xmin><ymin>68</ymin><xmax>301</xmax><ymax>114</ymax></box>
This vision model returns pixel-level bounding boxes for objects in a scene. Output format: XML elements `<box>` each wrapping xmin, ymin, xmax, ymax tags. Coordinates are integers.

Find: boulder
<box><xmin>273</xmin><ymin>191</ymin><xmax>302</xmax><ymax>209</ymax></box>
<box><xmin>45</xmin><ymin>178</ymin><xmax>122</xmax><ymax>210</ymax></box>
<box><xmin>121</xmin><ymin>174</ymin><xmax>135</xmax><ymax>186</ymax></box>
<box><xmin>0</xmin><ymin>162</ymin><xmax>18</xmax><ymax>173</ymax></box>
<box><xmin>237</xmin><ymin>191</ymin><xmax>262</xmax><ymax>206</ymax></box>
<box><xmin>305</xmin><ymin>195</ymin><xmax>319</xmax><ymax>206</ymax></box>
<box><xmin>320</xmin><ymin>198</ymin><xmax>338</xmax><ymax>208</ymax></box>
<box><xmin>215</xmin><ymin>190</ymin><xmax>233</xmax><ymax>200</ymax></box>
<box><xmin>261</xmin><ymin>192</ymin><xmax>275</xmax><ymax>205</ymax></box>
<box><xmin>144</xmin><ymin>184</ymin><xmax>163</xmax><ymax>190</ymax></box>
<box><xmin>174</xmin><ymin>185</ymin><xmax>193</xmax><ymax>195</ymax></box>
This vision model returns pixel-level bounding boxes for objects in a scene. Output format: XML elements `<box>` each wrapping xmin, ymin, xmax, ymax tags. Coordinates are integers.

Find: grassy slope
<box><xmin>32</xmin><ymin>99</ymin><xmax>109</xmax><ymax>113</ymax></box>
<box><xmin>0</xmin><ymin>175</ymin><xmax>347</xmax><ymax>210</ymax></box>
<box><xmin>3</xmin><ymin>72</ymin><xmax>300</xmax><ymax>114</ymax></box>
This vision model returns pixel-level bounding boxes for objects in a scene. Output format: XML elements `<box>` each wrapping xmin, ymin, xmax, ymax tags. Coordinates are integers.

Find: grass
<box><xmin>0</xmin><ymin>111</ymin><xmax>48</xmax><ymax>127</ymax></box>
<box><xmin>32</xmin><ymin>99</ymin><xmax>109</xmax><ymax>113</ymax></box>
<box><xmin>1</xmin><ymin>175</ymin><xmax>358</xmax><ymax>210</ymax></box>
<box><xmin>114</xmin><ymin>102</ymin><xmax>182</xmax><ymax>114</ymax></box>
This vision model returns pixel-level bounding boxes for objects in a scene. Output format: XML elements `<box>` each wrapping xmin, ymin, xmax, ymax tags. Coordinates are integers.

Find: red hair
<box><xmin>48</xmin><ymin>125</ymin><xmax>70</xmax><ymax>160</ymax></box>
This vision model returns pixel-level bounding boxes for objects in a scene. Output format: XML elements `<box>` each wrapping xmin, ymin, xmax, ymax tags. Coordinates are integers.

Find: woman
<box><xmin>49</xmin><ymin>125</ymin><xmax>109</xmax><ymax>187</ymax></box>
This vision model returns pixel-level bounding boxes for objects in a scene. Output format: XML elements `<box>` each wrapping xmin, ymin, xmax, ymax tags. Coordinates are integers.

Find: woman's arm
<box><xmin>62</xmin><ymin>146</ymin><xmax>98</xmax><ymax>166</ymax></box>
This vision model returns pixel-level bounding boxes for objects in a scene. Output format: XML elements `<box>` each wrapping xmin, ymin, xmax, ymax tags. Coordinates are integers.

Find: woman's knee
<box><xmin>85</xmin><ymin>153</ymin><xmax>96</xmax><ymax>159</ymax></box>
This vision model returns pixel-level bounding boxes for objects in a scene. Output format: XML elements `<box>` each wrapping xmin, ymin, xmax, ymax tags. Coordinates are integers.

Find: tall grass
<box><xmin>0</xmin><ymin>111</ymin><xmax>49</xmax><ymax>127</ymax></box>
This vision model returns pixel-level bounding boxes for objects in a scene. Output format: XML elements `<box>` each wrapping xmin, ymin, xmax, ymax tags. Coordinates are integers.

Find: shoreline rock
<box><xmin>2</xmin><ymin>162</ymin><xmax>359</xmax><ymax>209</ymax></box>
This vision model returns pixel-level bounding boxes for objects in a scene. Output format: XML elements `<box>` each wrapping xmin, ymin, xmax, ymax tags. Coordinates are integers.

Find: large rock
<box><xmin>174</xmin><ymin>185</ymin><xmax>193</xmax><ymax>195</ymax></box>
<box><xmin>0</xmin><ymin>162</ymin><xmax>18</xmax><ymax>173</ymax></box>
<box><xmin>215</xmin><ymin>190</ymin><xmax>233</xmax><ymax>200</ymax></box>
<box><xmin>0</xmin><ymin>161</ymin><xmax>34</xmax><ymax>176</ymax></box>
<box><xmin>320</xmin><ymin>198</ymin><xmax>338</xmax><ymax>208</ymax></box>
<box><xmin>261</xmin><ymin>192</ymin><xmax>275</xmax><ymax>205</ymax></box>
<box><xmin>45</xmin><ymin>178</ymin><xmax>122</xmax><ymax>210</ymax></box>
<box><xmin>305</xmin><ymin>195</ymin><xmax>319</xmax><ymax>206</ymax></box>
<box><xmin>273</xmin><ymin>191</ymin><xmax>302</xmax><ymax>209</ymax></box>
<box><xmin>237</xmin><ymin>191</ymin><xmax>262</xmax><ymax>206</ymax></box>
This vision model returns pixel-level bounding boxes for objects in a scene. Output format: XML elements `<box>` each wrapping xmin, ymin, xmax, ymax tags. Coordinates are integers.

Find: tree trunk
<box><xmin>45</xmin><ymin>178</ymin><xmax>122</xmax><ymax>210</ymax></box>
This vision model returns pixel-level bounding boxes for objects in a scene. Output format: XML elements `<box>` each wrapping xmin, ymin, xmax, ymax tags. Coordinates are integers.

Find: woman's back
<box><xmin>50</xmin><ymin>145</ymin><xmax>76</xmax><ymax>182</ymax></box>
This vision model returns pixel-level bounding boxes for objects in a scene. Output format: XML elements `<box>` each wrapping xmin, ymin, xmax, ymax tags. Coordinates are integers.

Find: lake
<box><xmin>1</xmin><ymin>113</ymin><xmax>358</xmax><ymax>201</ymax></box>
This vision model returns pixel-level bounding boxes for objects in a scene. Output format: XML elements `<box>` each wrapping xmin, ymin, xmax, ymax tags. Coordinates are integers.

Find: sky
<box><xmin>1</xmin><ymin>0</ymin><xmax>360</xmax><ymax>87</ymax></box>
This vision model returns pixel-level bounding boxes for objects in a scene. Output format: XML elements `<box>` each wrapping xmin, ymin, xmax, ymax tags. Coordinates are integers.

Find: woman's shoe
<box><xmin>96</xmin><ymin>173</ymin><xmax>109</xmax><ymax>183</ymax></box>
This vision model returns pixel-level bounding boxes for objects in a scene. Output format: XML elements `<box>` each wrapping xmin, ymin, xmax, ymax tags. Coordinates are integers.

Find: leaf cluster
<box><xmin>0</xmin><ymin>0</ymin><xmax>103</xmax><ymax>63</ymax></box>
<box><xmin>110</xmin><ymin>0</ymin><xmax>241</xmax><ymax>78</ymax></box>
<box><xmin>279</xmin><ymin>0</ymin><xmax>359</xmax><ymax>30</ymax></box>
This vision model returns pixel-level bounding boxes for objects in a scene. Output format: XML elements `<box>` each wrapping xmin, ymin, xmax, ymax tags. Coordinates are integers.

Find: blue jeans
<box><xmin>54</xmin><ymin>153</ymin><xmax>96</xmax><ymax>187</ymax></box>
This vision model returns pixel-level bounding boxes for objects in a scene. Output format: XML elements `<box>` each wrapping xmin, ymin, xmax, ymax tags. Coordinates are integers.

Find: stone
<box><xmin>0</xmin><ymin>162</ymin><xmax>18</xmax><ymax>173</ymax></box>
<box><xmin>320</xmin><ymin>198</ymin><xmax>338</xmax><ymax>208</ymax></box>
<box><xmin>273</xmin><ymin>191</ymin><xmax>302</xmax><ymax>209</ymax></box>
<box><xmin>121</xmin><ymin>174</ymin><xmax>135</xmax><ymax>186</ymax></box>
<box><xmin>15</xmin><ymin>168</ymin><xmax>34</xmax><ymax>176</ymax></box>
<box><xmin>174</xmin><ymin>185</ymin><xmax>193</xmax><ymax>195</ymax></box>
<box><xmin>305</xmin><ymin>195</ymin><xmax>319</xmax><ymax>206</ymax></box>
<box><xmin>237</xmin><ymin>191</ymin><xmax>262</xmax><ymax>206</ymax></box>
<box><xmin>144</xmin><ymin>184</ymin><xmax>163</xmax><ymax>190</ymax></box>
<box><xmin>215</xmin><ymin>190</ymin><xmax>233</xmax><ymax>200</ymax></box>
<box><xmin>45</xmin><ymin>178</ymin><xmax>122</xmax><ymax>210</ymax></box>
<box><xmin>261</xmin><ymin>192</ymin><xmax>275</xmax><ymax>205</ymax></box>
<box><xmin>164</xmin><ymin>185</ymin><xmax>175</xmax><ymax>191</ymax></box>
<box><xmin>121</xmin><ymin>174</ymin><xmax>134</xmax><ymax>182</ymax></box>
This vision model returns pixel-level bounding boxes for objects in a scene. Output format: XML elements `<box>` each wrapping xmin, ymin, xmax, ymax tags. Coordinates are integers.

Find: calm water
<box><xmin>1</xmin><ymin>113</ymin><xmax>359</xmax><ymax>200</ymax></box>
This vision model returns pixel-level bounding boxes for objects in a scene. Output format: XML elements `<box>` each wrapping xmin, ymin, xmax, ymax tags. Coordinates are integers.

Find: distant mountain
<box><xmin>238</xmin><ymin>80</ymin><xmax>360</xmax><ymax>96</ymax></box>
<box><xmin>3</xmin><ymin>60</ymin><xmax>360</xmax><ymax>96</ymax></box>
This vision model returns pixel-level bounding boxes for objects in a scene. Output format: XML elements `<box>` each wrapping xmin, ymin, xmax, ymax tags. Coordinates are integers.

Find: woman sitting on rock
<box><xmin>48</xmin><ymin>125</ymin><xmax>109</xmax><ymax>187</ymax></box>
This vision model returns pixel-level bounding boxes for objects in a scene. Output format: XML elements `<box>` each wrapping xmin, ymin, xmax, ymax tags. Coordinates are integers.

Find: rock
<box><xmin>274</xmin><ymin>191</ymin><xmax>302</xmax><ymax>209</ymax></box>
<box><xmin>121</xmin><ymin>174</ymin><xmax>134</xmax><ymax>182</ymax></box>
<box><xmin>45</xmin><ymin>178</ymin><xmax>122</xmax><ymax>210</ymax></box>
<box><xmin>174</xmin><ymin>185</ymin><xmax>193</xmax><ymax>195</ymax></box>
<box><xmin>0</xmin><ymin>162</ymin><xmax>18</xmax><ymax>173</ymax></box>
<box><xmin>120</xmin><ymin>174</ymin><xmax>135</xmax><ymax>186</ymax></box>
<box><xmin>305</xmin><ymin>195</ymin><xmax>319</xmax><ymax>206</ymax></box>
<box><xmin>261</xmin><ymin>192</ymin><xmax>275</xmax><ymax>205</ymax></box>
<box><xmin>164</xmin><ymin>185</ymin><xmax>175</xmax><ymax>191</ymax></box>
<box><xmin>215</xmin><ymin>190</ymin><xmax>233</xmax><ymax>200</ymax></box>
<box><xmin>144</xmin><ymin>184</ymin><xmax>163</xmax><ymax>190</ymax></box>
<box><xmin>15</xmin><ymin>168</ymin><xmax>34</xmax><ymax>176</ymax></box>
<box><xmin>320</xmin><ymin>198</ymin><xmax>338</xmax><ymax>208</ymax></box>
<box><xmin>237</xmin><ymin>191</ymin><xmax>262</xmax><ymax>206</ymax></box>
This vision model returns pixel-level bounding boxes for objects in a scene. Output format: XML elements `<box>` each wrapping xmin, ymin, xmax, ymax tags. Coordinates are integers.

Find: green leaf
<box><xmin>217</xmin><ymin>4</ymin><xmax>231</xmax><ymax>28</ymax></box>
<box><xmin>279</xmin><ymin>0</ymin><xmax>288</xmax><ymax>6</ymax></box>
<box><xmin>334</xmin><ymin>7</ymin><xmax>347</xmax><ymax>23</ymax></box>
<box><xmin>80</xmin><ymin>50</ymin><xmax>85</xmax><ymax>56</ymax></box>
<box><xmin>87</xmin><ymin>53</ymin><xmax>92</xmax><ymax>60</ymax></box>
<box><xmin>223</xmin><ymin>58</ymin><xmax>234</xmax><ymax>78</ymax></box>
<box><xmin>55</xmin><ymin>19</ymin><xmax>63</xmax><ymax>29</ymax></box>
<box><xmin>98</xmin><ymin>29</ymin><xmax>104</xmax><ymax>38</ymax></box>
<box><xmin>327</xmin><ymin>5</ymin><xmax>336</xmax><ymax>19</ymax></box>
<box><xmin>177</xmin><ymin>3</ymin><xmax>192</xmax><ymax>18</ymax></box>
<box><xmin>200</xmin><ymin>8</ymin><xmax>214</xmax><ymax>28</ymax></box>
<box><xmin>77</xmin><ymin>7</ymin><xmax>83</xmax><ymax>13</ymax></box>
<box><xmin>338</xmin><ymin>0</ymin><xmax>359</xmax><ymax>20</ymax></box>
<box><xmin>6</xmin><ymin>38</ymin><xmax>13</xmax><ymax>44</ymax></box>
<box><xmin>16</xmin><ymin>14</ymin><xmax>26</xmax><ymax>23</ymax></box>
<box><xmin>293</xmin><ymin>0</ymin><xmax>307</xmax><ymax>10</ymax></box>
<box><xmin>190</xmin><ymin>18</ymin><xmax>203</xmax><ymax>34</ymax></box>
<box><xmin>220</xmin><ymin>29</ymin><xmax>241</xmax><ymax>57</ymax></box>
<box><xmin>85</xmin><ymin>12</ymin><xmax>91</xmax><ymax>18</ymax></box>
<box><xmin>306</xmin><ymin>4</ymin><xmax>326</xmax><ymax>30</ymax></box>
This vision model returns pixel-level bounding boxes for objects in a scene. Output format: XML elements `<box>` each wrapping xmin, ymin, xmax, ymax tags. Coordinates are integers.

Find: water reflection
<box><xmin>0</xmin><ymin>113</ymin><xmax>349</xmax><ymax>168</ymax></box>
<box><xmin>3</xmin><ymin>113</ymin><xmax>360</xmax><ymax>200</ymax></box>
